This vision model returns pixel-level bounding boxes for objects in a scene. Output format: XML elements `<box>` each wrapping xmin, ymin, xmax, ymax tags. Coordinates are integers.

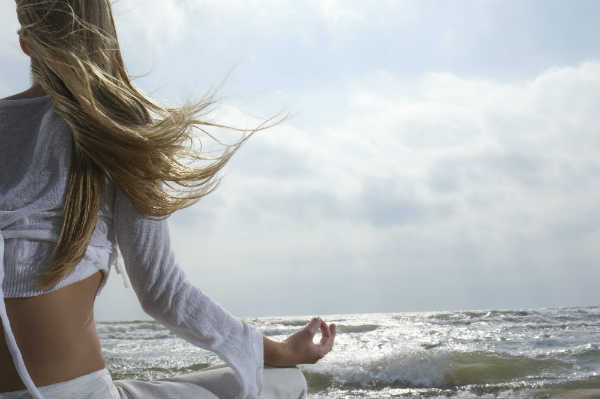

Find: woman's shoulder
<box><xmin>1</xmin><ymin>85</ymin><xmax>48</xmax><ymax>101</ymax></box>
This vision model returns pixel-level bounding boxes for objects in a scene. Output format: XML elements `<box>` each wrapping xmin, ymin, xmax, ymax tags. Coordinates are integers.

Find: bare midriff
<box><xmin>0</xmin><ymin>271</ymin><xmax>106</xmax><ymax>392</ymax></box>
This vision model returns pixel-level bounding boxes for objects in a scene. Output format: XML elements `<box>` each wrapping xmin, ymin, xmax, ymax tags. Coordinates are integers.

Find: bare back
<box><xmin>0</xmin><ymin>271</ymin><xmax>106</xmax><ymax>392</ymax></box>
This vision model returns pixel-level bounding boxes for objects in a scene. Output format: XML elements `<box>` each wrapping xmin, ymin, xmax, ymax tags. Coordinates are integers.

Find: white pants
<box><xmin>0</xmin><ymin>365</ymin><xmax>308</xmax><ymax>399</ymax></box>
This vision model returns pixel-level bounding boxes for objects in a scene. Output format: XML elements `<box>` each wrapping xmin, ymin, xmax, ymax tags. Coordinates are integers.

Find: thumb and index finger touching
<box><xmin>306</xmin><ymin>316</ymin><xmax>336</xmax><ymax>353</ymax></box>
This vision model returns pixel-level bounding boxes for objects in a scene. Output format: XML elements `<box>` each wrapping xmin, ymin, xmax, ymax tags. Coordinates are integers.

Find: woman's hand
<box><xmin>284</xmin><ymin>317</ymin><xmax>336</xmax><ymax>365</ymax></box>
<box><xmin>264</xmin><ymin>317</ymin><xmax>336</xmax><ymax>367</ymax></box>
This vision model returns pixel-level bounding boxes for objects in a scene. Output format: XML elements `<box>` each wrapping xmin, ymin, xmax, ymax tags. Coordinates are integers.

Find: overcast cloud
<box><xmin>1</xmin><ymin>1</ymin><xmax>599</xmax><ymax>320</ymax></box>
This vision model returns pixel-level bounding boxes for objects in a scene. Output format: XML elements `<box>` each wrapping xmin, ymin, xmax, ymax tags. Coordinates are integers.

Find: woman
<box><xmin>0</xmin><ymin>1</ymin><xmax>336</xmax><ymax>398</ymax></box>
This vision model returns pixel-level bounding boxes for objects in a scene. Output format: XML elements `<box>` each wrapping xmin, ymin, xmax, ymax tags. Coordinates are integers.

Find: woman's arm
<box><xmin>112</xmin><ymin>185</ymin><xmax>336</xmax><ymax>390</ymax></box>
<box><xmin>264</xmin><ymin>317</ymin><xmax>336</xmax><ymax>367</ymax></box>
<box><xmin>112</xmin><ymin>186</ymin><xmax>263</xmax><ymax>399</ymax></box>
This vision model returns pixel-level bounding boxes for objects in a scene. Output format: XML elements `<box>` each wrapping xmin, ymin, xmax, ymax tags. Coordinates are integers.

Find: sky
<box><xmin>1</xmin><ymin>0</ymin><xmax>600</xmax><ymax>321</ymax></box>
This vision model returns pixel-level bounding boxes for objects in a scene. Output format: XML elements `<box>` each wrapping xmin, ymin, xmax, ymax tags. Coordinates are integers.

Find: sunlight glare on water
<box><xmin>99</xmin><ymin>306</ymin><xmax>600</xmax><ymax>398</ymax></box>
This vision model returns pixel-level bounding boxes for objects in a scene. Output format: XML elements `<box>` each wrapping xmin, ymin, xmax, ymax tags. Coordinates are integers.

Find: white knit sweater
<box><xmin>0</xmin><ymin>94</ymin><xmax>264</xmax><ymax>399</ymax></box>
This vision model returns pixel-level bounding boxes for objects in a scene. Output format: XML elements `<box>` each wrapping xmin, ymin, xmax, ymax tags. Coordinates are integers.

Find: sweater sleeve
<box><xmin>112</xmin><ymin>186</ymin><xmax>264</xmax><ymax>399</ymax></box>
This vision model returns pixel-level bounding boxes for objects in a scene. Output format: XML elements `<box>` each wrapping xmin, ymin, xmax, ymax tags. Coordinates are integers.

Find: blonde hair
<box><xmin>15</xmin><ymin>0</ymin><xmax>284</xmax><ymax>290</ymax></box>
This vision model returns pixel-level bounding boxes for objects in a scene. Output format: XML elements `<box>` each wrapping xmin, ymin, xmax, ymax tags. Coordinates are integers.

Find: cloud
<box><xmin>4</xmin><ymin>27</ymin><xmax>600</xmax><ymax>317</ymax></box>
<box><xmin>150</xmin><ymin>60</ymin><xmax>600</xmax><ymax>316</ymax></box>
<box><xmin>113</xmin><ymin>0</ymin><xmax>186</xmax><ymax>47</ymax></box>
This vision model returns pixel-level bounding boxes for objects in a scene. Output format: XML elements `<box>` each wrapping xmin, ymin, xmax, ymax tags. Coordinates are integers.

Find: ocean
<box><xmin>98</xmin><ymin>306</ymin><xmax>600</xmax><ymax>398</ymax></box>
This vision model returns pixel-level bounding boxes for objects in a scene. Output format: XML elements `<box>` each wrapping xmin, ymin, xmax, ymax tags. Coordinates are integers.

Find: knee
<box><xmin>263</xmin><ymin>367</ymin><xmax>308</xmax><ymax>399</ymax></box>
<box><xmin>290</xmin><ymin>367</ymin><xmax>308</xmax><ymax>396</ymax></box>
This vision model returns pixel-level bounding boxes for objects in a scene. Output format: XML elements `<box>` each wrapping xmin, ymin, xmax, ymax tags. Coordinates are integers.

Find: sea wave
<box><xmin>502</xmin><ymin>322</ymin><xmax>600</xmax><ymax>331</ymax></box>
<box><xmin>98</xmin><ymin>322</ymin><xmax>172</xmax><ymax>340</ymax></box>
<box><xmin>336</xmin><ymin>324</ymin><xmax>379</xmax><ymax>333</ymax></box>
<box><xmin>423</xmin><ymin>310</ymin><xmax>539</xmax><ymax>326</ymax></box>
<box><xmin>573</xmin><ymin>346</ymin><xmax>600</xmax><ymax>361</ymax></box>
<box><xmin>262</xmin><ymin>323</ymin><xmax>379</xmax><ymax>336</ymax></box>
<box><xmin>277</xmin><ymin>319</ymin><xmax>311</xmax><ymax>327</ymax></box>
<box><xmin>302</xmin><ymin>350</ymin><xmax>568</xmax><ymax>391</ymax></box>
